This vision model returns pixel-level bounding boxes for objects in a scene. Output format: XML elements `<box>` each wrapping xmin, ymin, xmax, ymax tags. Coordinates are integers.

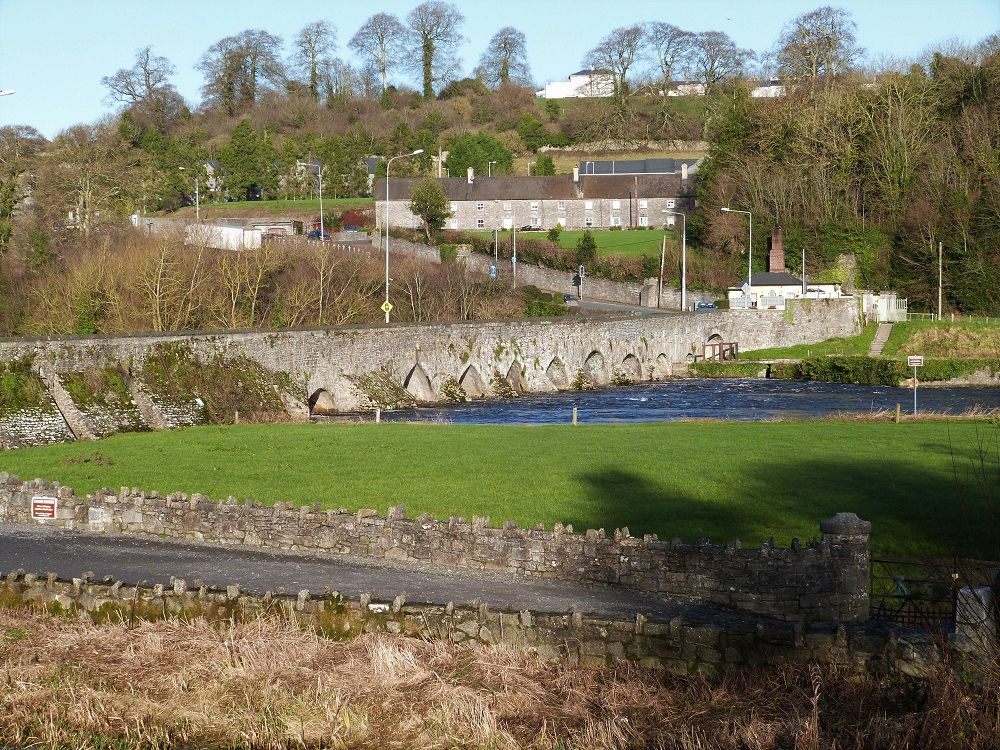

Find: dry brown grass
<box><xmin>899</xmin><ymin>326</ymin><xmax>1000</xmax><ymax>358</ymax></box>
<box><xmin>1</xmin><ymin>606</ymin><xmax>999</xmax><ymax>749</ymax></box>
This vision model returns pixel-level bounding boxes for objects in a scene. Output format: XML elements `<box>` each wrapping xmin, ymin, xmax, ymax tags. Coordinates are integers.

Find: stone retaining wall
<box><xmin>0</xmin><ymin>475</ymin><xmax>870</xmax><ymax>625</ymax></box>
<box><xmin>0</xmin><ymin>568</ymin><xmax>935</xmax><ymax>676</ymax></box>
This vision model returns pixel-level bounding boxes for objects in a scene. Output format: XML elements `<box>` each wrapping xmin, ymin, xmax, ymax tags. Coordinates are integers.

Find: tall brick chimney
<box><xmin>769</xmin><ymin>227</ymin><xmax>785</xmax><ymax>273</ymax></box>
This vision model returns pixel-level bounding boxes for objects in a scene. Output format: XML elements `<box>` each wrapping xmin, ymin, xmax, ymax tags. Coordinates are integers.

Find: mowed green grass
<box><xmin>477</xmin><ymin>229</ymin><xmax>678</xmax><ymax>259</ymax></box>
<box><xmin>3</xmin><ymin>421</ymin><xmax>999</xmax><ymax>559</ymax></box>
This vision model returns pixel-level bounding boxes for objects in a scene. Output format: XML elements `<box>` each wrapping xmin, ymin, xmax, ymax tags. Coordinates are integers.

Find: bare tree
<box><xmin>291</xmin><ymin>21</ymin><xmax>337</xmax><ymax>102</ymax></box>
<box><xmin>689</xmin><ymin>31</ymin><xmax>752</xmax><ymax>93</ymax></box>
<box><xmin>775</xmin><ymin>6</ymin><xmax>863</xmax><ymax>92</ymax></box>
<box><xmin>102</xmin><ymin>46</ymin><xmax>177</xmax><ymax>106</ymax></box>
<box><xmin>585</xmin><ymin>24</ymin><xmax>647</xmax><ymax>103</ymax></box>
<box><xmin>647</xmin><ymin>22</ymin><xmax>696</xmax><ymax>91</ymax></box>
<box><xmin>474</xmin><ymin>26</ymin><xmax>533</xmax><ymax>88</ymax></box>
<box><xmin>33</xmin><ymin>121</ymin><xmax>144</xmax><ymax>239</ymax></box>
<box><xmin>405</xmin><ymin>1</ymin><xmax>465</xmax><ymax>97</ymax></box>
<box><xmin>349</xmin><ymin>13</ymin><xmax>407</xmax><ymax>96</ymax></box>
<box><xmin>197</xmin><ymin>30</ymin><xmax>286</xmax><ymax>115</ymax></box>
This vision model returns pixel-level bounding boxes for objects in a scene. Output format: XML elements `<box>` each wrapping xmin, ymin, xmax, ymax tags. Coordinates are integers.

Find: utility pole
<box><xmin>938</xmin><ymin>241</ymin><xmax>943</xmax><ymax>321</ymax></box>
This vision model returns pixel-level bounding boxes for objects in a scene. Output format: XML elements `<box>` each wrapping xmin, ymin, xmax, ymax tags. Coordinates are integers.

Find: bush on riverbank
<box><xmin>770</xmin><ymin>356</ymin><xmax>999</xmax><ymax>385</ymax></box>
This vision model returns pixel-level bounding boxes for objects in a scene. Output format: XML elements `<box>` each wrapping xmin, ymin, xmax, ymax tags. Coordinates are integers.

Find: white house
<box><xmin>536</xmin><ymin>69</ymin><xmax>614</xmax><ymax>99</ymax></box>
<box><xmin>728</xmin><ymin>228</ymin><xmax>850</xmax><ymax>309</ymax></box>
<box><xmin>751</xmin><ymin>79</ymin><xmax>786</xmax><ymax>98</ymax></box>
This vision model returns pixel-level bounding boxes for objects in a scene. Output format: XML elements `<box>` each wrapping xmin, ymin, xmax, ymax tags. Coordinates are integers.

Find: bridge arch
<box><xmin>653</xmin><ymin>353</ymin><xmax>672</xmax><ymax>379</ymax></box>
<box><xmin>583</xmin><ymin>350</ymin><xmax>608</xmax><ymax>385</ymax></box>
<box><xmin>404</xmin><ymin>363</ymin><xmax>436</xmax><ymax>402</ymax></box>
<box><xmin>545</xmin><ymin>357</ymin><xmax>570</xmax><ymax>389</ymax></box>
<box><xmin>308</xmin><ymin>388</ymin><xmax>338</xmax><ymax>414</ymax></box>
<box><xmin>459</xmin><ymin>365</ymin><xmax>488</xmax><ymax>398</ymax></box>
<box><xmin>506</xmin><ymin>361</ymin><xmax>527</xmax><ymax>393</ymax></box>
<box><xmin>620</xmin><ymin>354</ymin><xmax>643</xmax><ymax>382</ymax></box>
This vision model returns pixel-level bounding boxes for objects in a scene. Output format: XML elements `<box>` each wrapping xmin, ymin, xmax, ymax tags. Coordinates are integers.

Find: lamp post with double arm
<box><xmin>664</xmin><ymin>210</ymin><xmax>686</xmax><ymax>311</ymax></box>
<box><xmin>721</xmin><ymin>207</ymin><xmax>752</xmax><ymax>306</ymax></box>
<box><xmin>385</xmin><ymin>149</ymin><xmax>424</xmax><ymax>323</ymax></box>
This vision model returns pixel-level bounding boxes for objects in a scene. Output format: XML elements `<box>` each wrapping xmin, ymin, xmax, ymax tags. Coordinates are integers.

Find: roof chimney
<box><xmin>572</xmin><ymin>166</ymin><xmax>579</xmax><ymax>183</ymax></box>
<box><xmin>467</xmin><ymin>167</ymin><xmax>474</xmax><ymax>184</ymax></box>
<box><xmin>769</xmin><ymin>228</ymin><xmax>786</xmax><ymax>273</ymax></box>
<box><xmin>681</xmin><ymin>162</ymin><xmax>688</xmax><ymax>180</ymax></box>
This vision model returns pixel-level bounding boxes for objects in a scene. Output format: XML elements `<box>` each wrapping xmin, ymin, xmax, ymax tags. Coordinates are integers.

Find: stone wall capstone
<box><xmin>0</xmin><ymin>474</ymin><xmax>870</xmax><ymax>625</ymax></box>
<box><xmin>0</xmin><ymin>567</ymin><xmax>936</xmax><ymax>677</ymax></box>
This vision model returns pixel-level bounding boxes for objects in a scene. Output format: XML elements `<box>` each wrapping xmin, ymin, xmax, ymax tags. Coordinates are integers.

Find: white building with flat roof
<box><xmin>536</xmin><ymin>69</ymin><xmax>614</xmax><ymax>99</ymax></box>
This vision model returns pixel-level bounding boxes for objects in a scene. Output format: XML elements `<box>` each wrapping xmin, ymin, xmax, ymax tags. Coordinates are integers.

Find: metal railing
<box><xmin>870</xmin><ymin>557</ymin><xmax>999</xmax><ymax>630</ymax></box>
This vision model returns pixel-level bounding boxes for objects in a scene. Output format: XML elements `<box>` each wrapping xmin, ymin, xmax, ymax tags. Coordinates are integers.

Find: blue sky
<box><xmin>1</xmin><ymin>0</ymin><xmax>997</xmax><ymax>139</ymax></box>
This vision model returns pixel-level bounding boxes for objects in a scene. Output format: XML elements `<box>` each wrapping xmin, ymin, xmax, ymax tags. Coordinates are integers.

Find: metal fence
<box><xmin>870</xmin><ymin>557</ymin><xmax>999</xmax><ymax>630</ymax></box>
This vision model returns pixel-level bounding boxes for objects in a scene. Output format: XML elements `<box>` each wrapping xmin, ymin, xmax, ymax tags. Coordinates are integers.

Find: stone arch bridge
<box><xmin>0</xmin><ymin>300</ymin><xmax>857</xmax><ymax>420</ymax></box>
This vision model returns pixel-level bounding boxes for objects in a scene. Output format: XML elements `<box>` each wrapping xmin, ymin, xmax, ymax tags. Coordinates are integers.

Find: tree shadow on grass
<box><xmin>571</xmin><ymin>454</ymin><xmax>1000</xmax><ymax>560</ymax></box>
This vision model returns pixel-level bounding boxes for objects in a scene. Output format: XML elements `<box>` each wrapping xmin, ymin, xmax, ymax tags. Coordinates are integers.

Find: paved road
<box><xmin>0</xmin><ymin>524</ymin><xmax>759</xmax><ymax>626</ymax></box>
<box><xmin>573</xmin><ymin>300</ymin><xmax>678</xmax><ymax>316</ymax></box>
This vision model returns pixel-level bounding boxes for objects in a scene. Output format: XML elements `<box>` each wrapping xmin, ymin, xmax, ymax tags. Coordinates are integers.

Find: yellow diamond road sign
<box><xmin>381</xmin><ymin>301</ymin><xmax>393</xmax><ymax>313</ymax></box>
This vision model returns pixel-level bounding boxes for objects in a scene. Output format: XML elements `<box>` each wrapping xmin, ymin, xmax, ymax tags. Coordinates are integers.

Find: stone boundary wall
<box><xmin>0</xmin><ymin>475</ymin><xmax>871</xmax><ymax>625</ymax></box>
<box><xmin>1</xmin><ymin>568</ymin><xmax>934</xmax><ymax>676</ymax></box>
<box><xmin>376</xmin><ymin>235</ymin><xmax>716</xmax><ymax>310</ymax></box>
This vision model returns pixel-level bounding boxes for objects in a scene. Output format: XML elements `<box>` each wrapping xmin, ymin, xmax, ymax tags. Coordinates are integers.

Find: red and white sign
<box><xmin>31</xmin><ymin>496</ymin><xmax>57</xmax><ymax>520</ymax></box>
<box><xmin>907</xmin><ymin>355</ymin><xmax>924</xmax><ymax>367</ymax></box>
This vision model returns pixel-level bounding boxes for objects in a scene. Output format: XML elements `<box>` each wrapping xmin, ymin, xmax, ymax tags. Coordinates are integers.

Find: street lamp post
<box><xmin>721</xmin><ymin>207</ymin><xmax>752</xmax><ymax>307</ymax></box>
<box><xmin>384</xmin><ymin>149</ymin><xmax>424</xmax><ymax>323</ymax></box>
<box><xmin>317</xmin><ymin>162</ymin><xmax>325</xmax><ymax>242</ymax></box>
<box><xmin>664</xmin><ymin>210</ymin><xmax>686</xmax><ymax>311</ymax></box>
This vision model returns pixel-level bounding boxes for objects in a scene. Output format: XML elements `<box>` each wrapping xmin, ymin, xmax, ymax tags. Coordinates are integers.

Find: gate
<box><xmin>870</xmin><ymin>557</ymin><xmax>999</xmax><ymax>630</ymax></box>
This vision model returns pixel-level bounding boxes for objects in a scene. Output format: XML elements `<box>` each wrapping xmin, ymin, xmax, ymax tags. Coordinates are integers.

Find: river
<box><xmin>375</xmin><ymin>379</ymin><xmax>1000</xmax><ymax>425</ymax></box>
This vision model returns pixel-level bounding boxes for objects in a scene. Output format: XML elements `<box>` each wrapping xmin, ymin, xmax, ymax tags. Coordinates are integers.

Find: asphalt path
<box><xmin>572</xmin><ymin>300</ymin><xmax>677</xmax><ymax>316</ymax></box>
<box><xmin>0</xmin><ymin>523</ymin><xmax>760</xmax><ymax>626</ymax></box>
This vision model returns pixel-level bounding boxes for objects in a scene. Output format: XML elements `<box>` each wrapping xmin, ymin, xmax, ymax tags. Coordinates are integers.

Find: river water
<box><xmin>377</xmin><ymin>379</ymin><xmax>1000</xmax><ymax>425</ymax></box>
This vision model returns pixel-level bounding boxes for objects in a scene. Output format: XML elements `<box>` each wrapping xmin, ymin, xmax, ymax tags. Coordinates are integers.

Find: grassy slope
<box><xmin>883</xmin><ymin>320</ymin><xmax>1000</xmax><ymax>358</ymax></box>
<box><xmin>4</xmin><ymin>420</ymin><xmax>998</xmax><ymax>559</ymax></box>
<box><xmin>743</xmin><ymin>324</ymin><xmax>879</xmax><ymax>360</ymax></box>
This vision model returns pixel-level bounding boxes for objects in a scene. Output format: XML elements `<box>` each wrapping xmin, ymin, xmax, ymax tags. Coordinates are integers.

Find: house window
<box><xmin>666</xmin><ymin>198</ymin><xmax>675</xmax><ymax>209</ymax></box>
<box><xmin>639</xmin><ymin>199</ymin><xmax>648</xmax><ymax>209</ymax></box>
<box><xmin>503</xmin><ymin>201</ymin><xmax>512</xmax><ymax>211</ymax></box>
<box><xmin>585</xmin><ymin>200</ymin><xmax>594</xmax><ymax>210</ymax></box>
<box><xmin>477</xmin><ymin>202</ymin><xmax>485</xmax><ymax>211</ymax></box>
<box><xmin>557</xmin><ymin>201</ymin><xmax>565</xmax><ymax>211</ymax></box>
<box><xmin>611</xmin><ymin>199</ymin><xmax>621</xmax><ymax>210</ymax></box>
<box><xmin>666</xmin><ymin>215</ymin><xmax>676</xmax><ymax>227</ymax></box>
<box><xmin>530</xmin><ymin>217</ymin><xmax>540</xmax><ymax>227</ymax></box>
<box><xmin>610</xmin><ymin>216</ymin><xmax>621</xmax><ymax>227</ymax></box>
<box><xmin>477</xmin><ymin>219</ymin><xmax>485</xmax><ymax>229</ymax></box>
<box><xmin>585</xmin><ymin>217</ymin><xmax>593</xmax><ymax>227</ymax></box>
<box><xmin>450</xmin><ymin>202</ymin><xmax>458</xmax><ymax>212</ymax></box>
<box><xmin>638</xmin><ymin>216</ymin><xmax>648</xmax><ymax>227</ymax></box>
<box><xmin>449</xmin><ymin>219</ymin><xmax>458</xmax><ymax>229</ymax></box>
<box><xmin>530</xmin><ymin>201</ymin><xmax>539</xmax><ymax>210</ymax></box>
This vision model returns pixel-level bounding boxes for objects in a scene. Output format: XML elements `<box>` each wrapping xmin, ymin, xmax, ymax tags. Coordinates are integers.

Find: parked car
<box><xmin>563</xmin><ymin>294</ymin><xmax>577</xmax><ymax>302</ymax></box>
<box><xmin>307</xmin><ymin>229</ymin><xmax>331</xmax><ymax>240</ymax></box>
<box><xmin>695</xmin><ymin>301</ymin><xmax>718</xmax><ymax>312</ymax></box>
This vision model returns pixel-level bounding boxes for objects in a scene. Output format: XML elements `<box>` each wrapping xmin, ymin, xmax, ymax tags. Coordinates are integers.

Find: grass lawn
<box><xmin>882</xmin><ymin>320</ymin><xmax>1000</xmax><ymax>358</ymax></box>
<box><xmin>474</xmin><ymin>228</ymin><xmax>679</xmax><ymax>259</ymax></box>
<box><xmin>743</xmin><ymin>324</ymin><xmax>880</xmax><ymax>360</ymax></box>
<box><xmin>4</xmin><ymin>420</ymin><xmax>999</xmax><ymax>559</ymax></box>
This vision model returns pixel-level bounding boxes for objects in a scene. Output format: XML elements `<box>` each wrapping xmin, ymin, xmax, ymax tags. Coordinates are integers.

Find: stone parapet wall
<box><xmin>0</xmin><ymin>475</ymin><xmax>870</xmax><ymax>625</ymax></box>
<box><xmin>376</xmin><ymin>235</ymin><xmax>716</xmax><ymax>310</ymax></box>
<box><xmin>0</xmin><ymin>568</ymin><xmax>933</xmax><ymax>676</ymax></box>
